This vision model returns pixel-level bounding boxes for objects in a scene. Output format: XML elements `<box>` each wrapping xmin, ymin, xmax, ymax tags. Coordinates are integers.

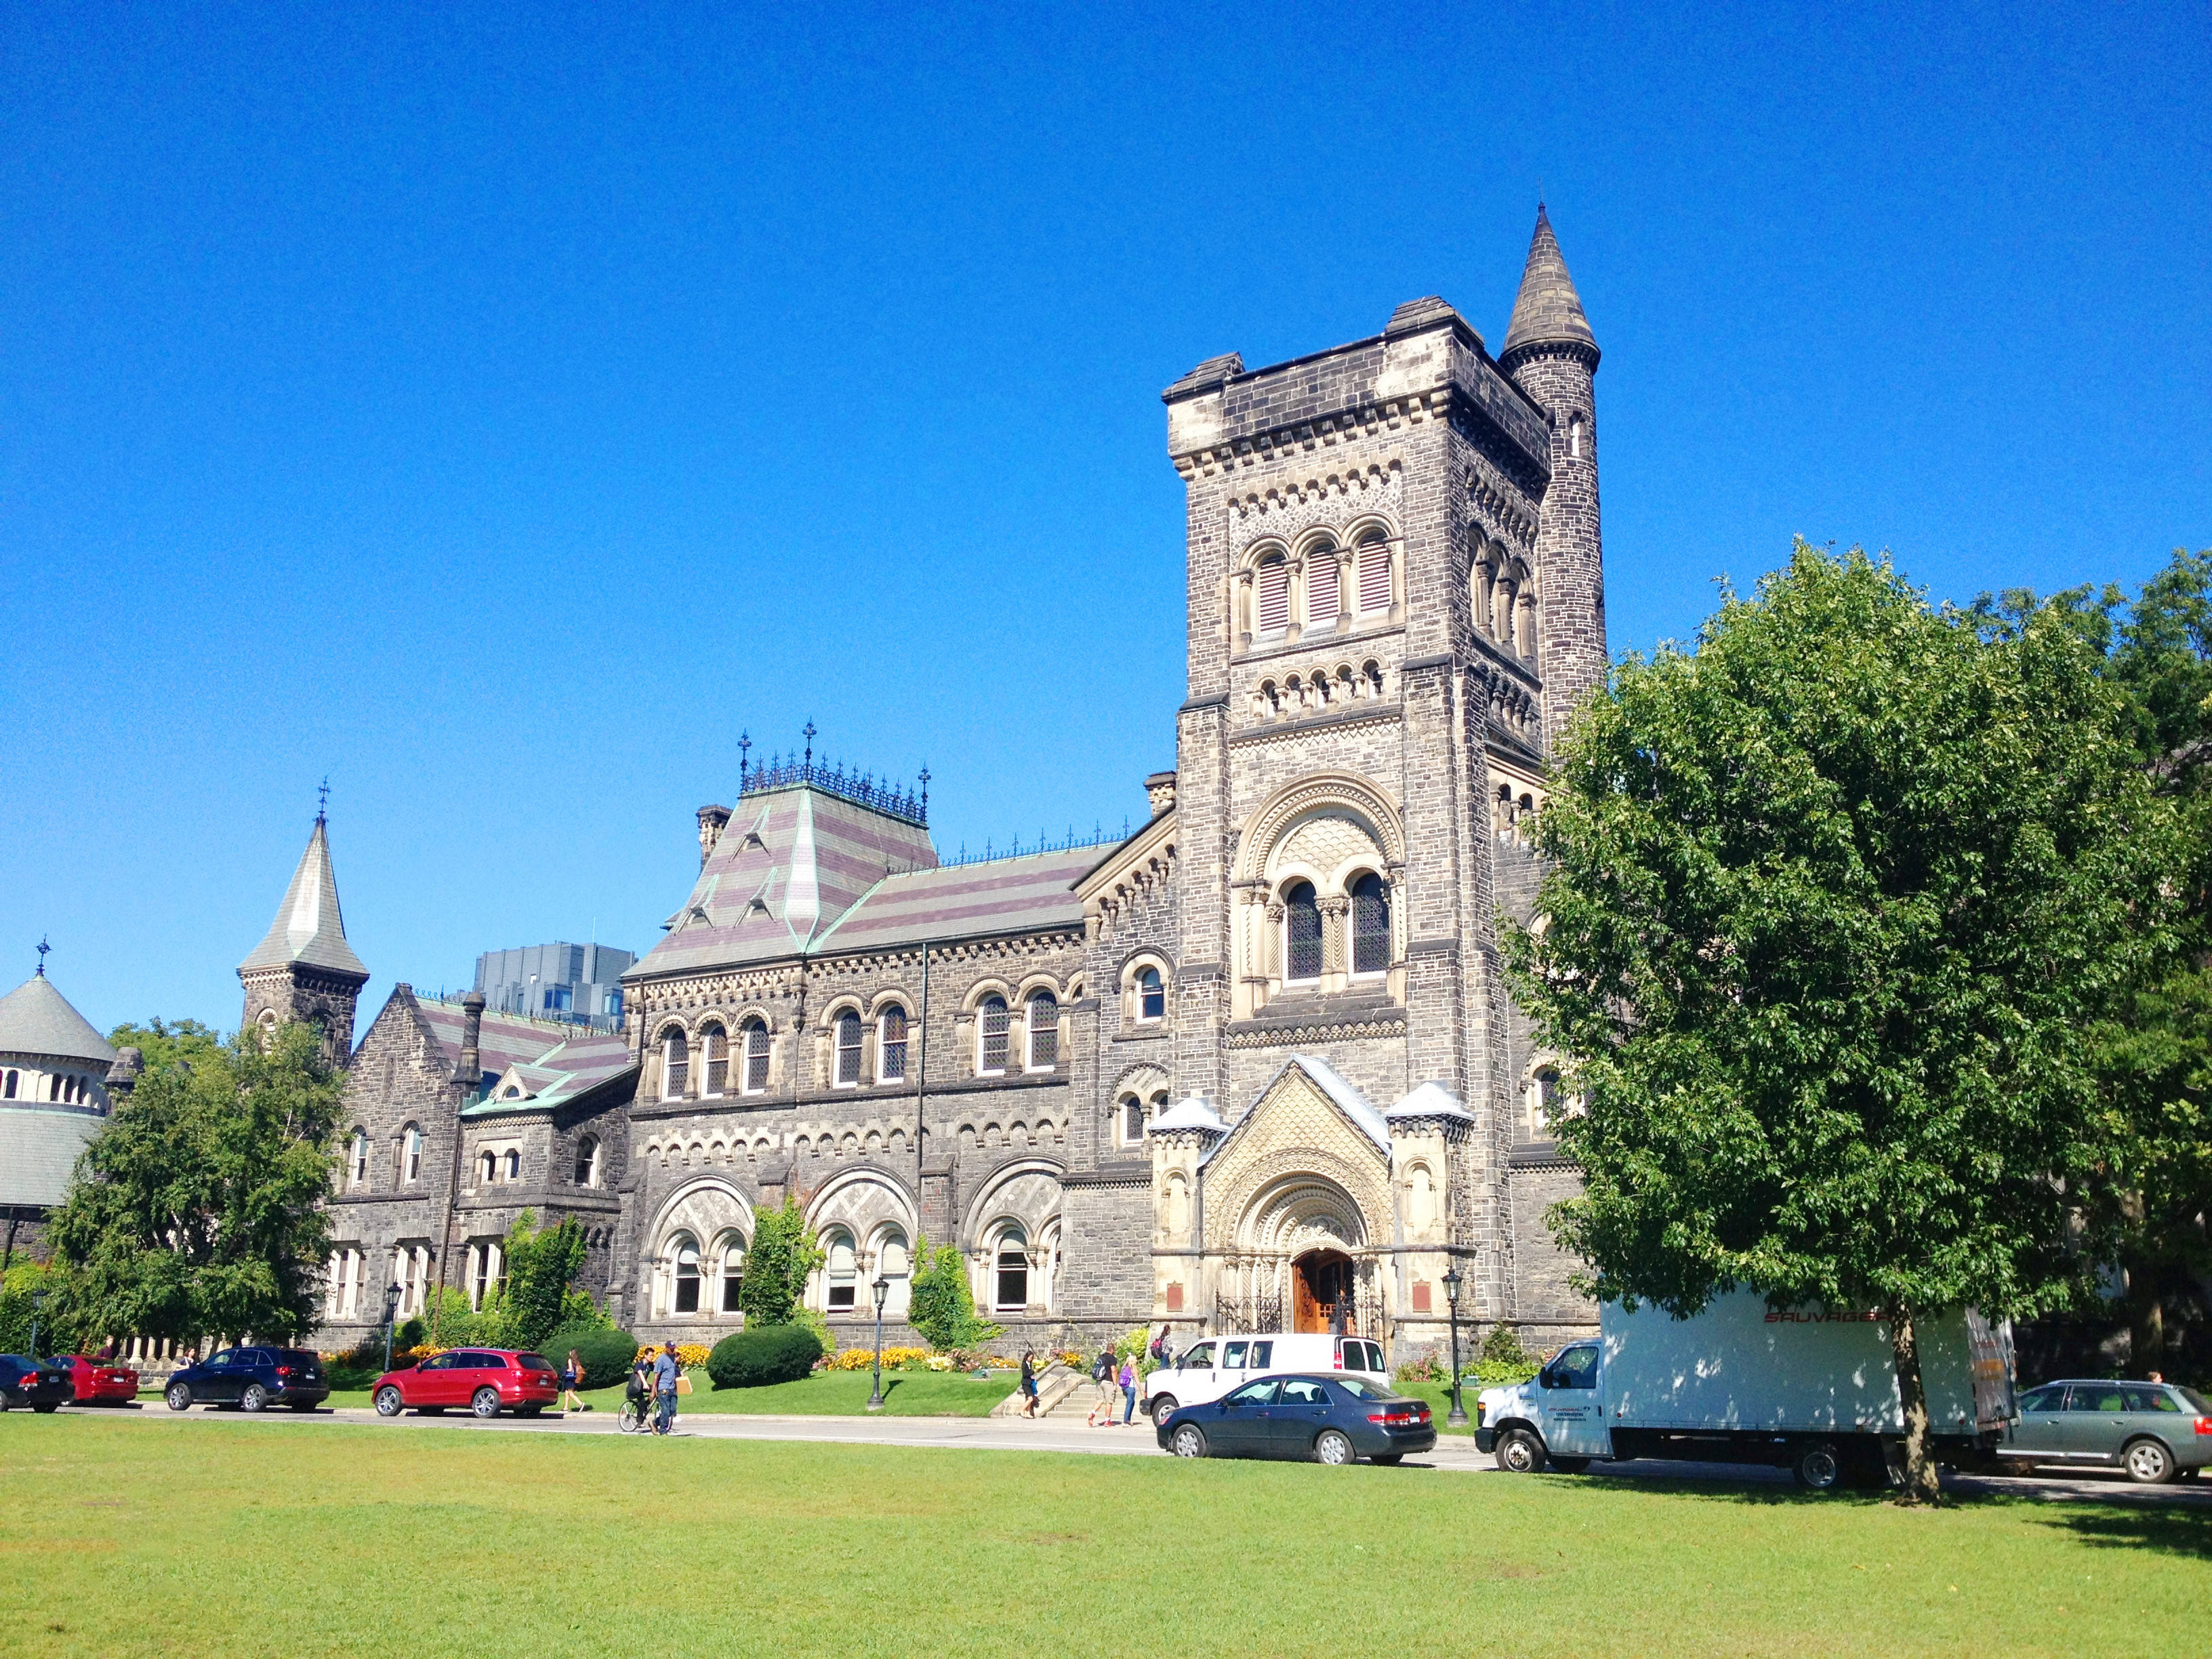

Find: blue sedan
<box><xmin>1156</xmin><ymin>1372</ymin><xmax>1437</xmax><ymax>1465</ymax></box>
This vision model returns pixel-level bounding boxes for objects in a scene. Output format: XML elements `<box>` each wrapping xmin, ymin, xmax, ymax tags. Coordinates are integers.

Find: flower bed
<box><xmin>634</xmin><ymin>1343</ymin><xmax>715</xmax><ymax>1370</ymax></box>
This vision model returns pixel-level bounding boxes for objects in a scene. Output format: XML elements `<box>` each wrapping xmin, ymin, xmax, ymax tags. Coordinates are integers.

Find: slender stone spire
<box><xmin>1501</xmin><ymin>203</ymin><xmax>1598</xmax><ymax>368</ymax></box>
<box><xmin>238</xmin><ymin>813</ymin><xmax>369</xmax><ymax>1067</ymax></box>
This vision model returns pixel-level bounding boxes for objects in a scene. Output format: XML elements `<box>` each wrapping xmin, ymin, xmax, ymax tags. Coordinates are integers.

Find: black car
<box><xmin>0</xmin><ymin>1354</ymin><xmax>75</xmax><ymax>1413</ymax></box>
<box><xmin>1156</xmin><ymin>1373</ymin><xmax>1437</xmax><ymax>1465</ymax></box>
<box><xmin>164</xmin><ymin>1347</ymin><xmax>330</xmax><ymax>1413</ymax></box>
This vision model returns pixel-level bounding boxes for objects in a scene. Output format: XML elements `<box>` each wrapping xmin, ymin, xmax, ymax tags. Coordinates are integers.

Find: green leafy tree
<box><xmin>1506</xmin><ymin>543</ymin><xmax>2169</xmax><ymax>1502</ymax></box>
<box><xmin>105</xmin><ymin>1017</ymin><xmax>226</xmax><ymax>1075</ymax></box>
<box><xmin>477</xmin><ymin>1210</ymin><xmax>587</xmax><ymax>1351</ymax></box>
<box><xmin>735</xmin><ymin>1196</ymin><xmax>824</xmax><ymax>1328</ymax></box>
<box><xmin>45</xmin><ymin>1021</ymin><xmax>346</xmax><ymax>1347</ymax></box>
<box><xmin>907</xmin><ymin>1240</ymin><xmax>1001</xmax><ymax>1354</ymax></box>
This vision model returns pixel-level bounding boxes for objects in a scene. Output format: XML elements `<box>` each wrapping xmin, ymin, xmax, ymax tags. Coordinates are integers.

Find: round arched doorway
<box><xmin>1292</xmin><ymin>1248</ymin><xmax>1355</xmax><ymax>1334</ymax></box>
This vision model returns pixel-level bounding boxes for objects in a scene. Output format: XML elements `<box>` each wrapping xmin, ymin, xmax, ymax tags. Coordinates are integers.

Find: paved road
<box><xmin>58</xmin><ymin>1401</ymin><xmax>2210</xmax><ymax>1504</ymax></box>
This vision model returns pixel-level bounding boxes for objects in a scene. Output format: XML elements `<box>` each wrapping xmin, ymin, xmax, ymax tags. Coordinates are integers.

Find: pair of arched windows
<box><xmin>976</xmin><ymin>991</ymin><xmax>1059</xmax><ymax>1076</ymax></box>
<box><xmin>1119</xmin><ymin>1087</ymin><xmax>1170</xmax><ymax>1147</ymax></box>
<box><xmin>1279</xmin><ymin>874</ymin><xmax>1392</xmax><ymax>983</ymax></box>
<box><xmin>663</xmin><ymin>1231</ymin><xmax>745</xmax><ymax>1316</ymax></box>
<box><xmin>477</xmin><ymin>1147</ymin><xmax>521</xmax><ymax>1185</ymax></box>
<box><xmin>830</xmin><ymin>1004</ymin><xmax>910</xmax><ymax>1087</ymax></box>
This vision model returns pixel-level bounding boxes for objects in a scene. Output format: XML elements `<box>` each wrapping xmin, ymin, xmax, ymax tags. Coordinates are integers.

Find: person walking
<box><xmin>1148</xmin><ymin>1323</ymin><xmax>1172</xmax><ymax>1370</ymax></box>
<box><xmin>651</xmin><ymin>1340</ymin><xmax>680</xmax><ymax>1435</ymax></box>
<box><xmin>1086</xmin><ymin>1346</ymin><xmax>1117</xmax><ymax>1427</ymax></box>
<box><xmin>1118</xmin><ymin>1354</ymin><xmax>1138</xmax><ymax>1425</ymax></box>
<box><xmin>560</xmin><ymin>1348</ymin><xmax>588</xmax><ymax>1413</ymax></box>
<box><xmin>1017</xmin><ymin>1351</ymin><xmax>1041</xmax><ymax>1418</ymax></box>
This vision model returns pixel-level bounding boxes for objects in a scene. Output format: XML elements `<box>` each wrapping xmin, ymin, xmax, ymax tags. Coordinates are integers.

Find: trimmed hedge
<box><xmin>542</xmin><ymin>1324</ymin><xmax>640</xmax><ymax>1391</ymax></box>
<box><xmin>707</xmin><ymin>1322</ymin><xmax>825</xmax><ymax>1389</ymax></box>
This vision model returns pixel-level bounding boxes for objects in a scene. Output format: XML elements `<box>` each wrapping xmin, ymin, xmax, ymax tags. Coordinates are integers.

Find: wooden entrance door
<box><xmin>1292</xmin><ymin>1250</ymin><xmax>1353</xmax><ymax>1333</ymax></box>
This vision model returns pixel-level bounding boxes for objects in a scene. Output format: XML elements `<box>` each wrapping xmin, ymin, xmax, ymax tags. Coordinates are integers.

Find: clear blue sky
<box><xmin>4</xmin><ymin>3</ymin><xmax>2206</xmax><ymax>1035</ymax></box>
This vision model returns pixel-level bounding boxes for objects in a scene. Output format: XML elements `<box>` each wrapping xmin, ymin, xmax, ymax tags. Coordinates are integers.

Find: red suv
<box><xmin>63</xmin><ymin>1355</ymin><xmax>140</xmax><ymax>1405</ymax></box>
<box><xmin>371</xmin><ymin>1349</ymin><xmax>560</xmax><ymax>1419</ymax></box>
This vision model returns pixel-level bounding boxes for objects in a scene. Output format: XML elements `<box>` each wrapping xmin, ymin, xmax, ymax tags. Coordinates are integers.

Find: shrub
<box><xmin>707</xmin><ymin>1323</ymin><xmax>824</xmax><ymax>1389</ymax></box>
<box><xmin>907</xmin><ymin>1241</ymin><xmax>1001</xmax><ymax>1353</ymax></box>
<box><xmin>546</xmin><ymin>1324</ymin><xmax>639</xmax><ymax>1390</ymax></box>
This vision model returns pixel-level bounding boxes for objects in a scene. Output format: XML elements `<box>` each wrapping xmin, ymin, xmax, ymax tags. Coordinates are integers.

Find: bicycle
<box><xmin>618</xmin><ymin>1385</ymin><xmax>651</xmax><ymax>1433</ymax></box>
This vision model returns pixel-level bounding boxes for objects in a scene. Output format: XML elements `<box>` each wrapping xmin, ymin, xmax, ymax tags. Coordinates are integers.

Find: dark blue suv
<box><xmin>0</xmin><ymin>1354</ymin><xmax>73</xmax><ymax>1413</ymax></box>
<box><xmin>164</xmin><ymin>1347</ymin><xmax>329</xmax><ymax>1413</ymax></box>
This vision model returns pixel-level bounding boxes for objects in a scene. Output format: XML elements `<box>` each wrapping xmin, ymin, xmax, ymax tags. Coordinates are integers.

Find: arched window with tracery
<box><xmin>699</xmin><ymin>1022</ymin><xmax>727</xmax><ymax>1097</ymax></box>
<box><xmin>994</xmin><ymin>1225</ymin><xmax>1029</xmax><ymax>1311</ymax></box>
<box><xmin>1025</xmin><ymin>991</ymin><xmax>1059</xmax><ymax>1070</ymax></box>
<box><xmin>1351</xmin><ymin>872</ymin><xmax>1391</xmax><ymax>977</ymax></box>
<box><xmin>660</xmin><ymin>1027</ymin><xmax>689</xmax><ymax>1100</ymax></box>
<box><xmin>877</xmin><ymin>1005</ymin><xmax>907</xmax><ymax>1082</ymax></box>
<box><xmin>823</xmin><ymin>1228</ymin><xmax>858</xmax><ymax>1311</ymax></box>
<box><xmin>718</xmin><ymin>1235</ymin><xmax>745</xmax><ymax>1312</ymax></box>
<box><xmin>671</xmin><ymin>1236</ymin><xmax>701</xmax><ymax>1314</ymax></box>
<box><xmin>834</xmin><ymin>1010</ymin><xmax>863</xmax><ymax>1086</ymax></box>
<box><xmin>1120</xmin><ymin>1093</ymin><xmax>1145</xmax><ymax>1146</ymax></box>
<box><xmin>1284</xmin><ymin>882</ymin><xmax>1322</xmax><ymax>983</ymax></box>
<box><xmin>877</xmin><ymin>1228</ymin><xmax>912</xmax><ymax>1316</ymax></box>
<box><xmin>977</xmin><ymin>996</ymin><xmax>1009</xmax><ymax>1075</ymax></box>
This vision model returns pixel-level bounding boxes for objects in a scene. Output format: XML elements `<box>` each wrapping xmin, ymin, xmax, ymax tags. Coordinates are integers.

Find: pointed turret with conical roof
<box><xmin>239</xmin><ymin>807</ymin><xmax>369</xmax><ymax>1067</ymax></box>
<box><xmin>1500</xmin><ymin>204</ymin><xmax>1607</xmax><ymax>749</ymax></box>
<box><xmin>1500</xmin><ymin>203</ymin><xmax>1598</xmax><ymax>369</ymax></box>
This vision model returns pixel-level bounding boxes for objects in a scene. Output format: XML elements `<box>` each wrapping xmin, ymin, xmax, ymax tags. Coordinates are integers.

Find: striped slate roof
<box><xmin>628</xmin><ymin>784</ymin><xmax>1089</xmax><ymax>981</ymax></box>
<box><xmin>0</xmin><ymin>1105</ymin><xmax>101</xmax><ymax>1208</ymax></box>
<box><xmin>411</xmin><ymin>997</ymin><xmax>635</xmax><ymax>1118</ymax></box>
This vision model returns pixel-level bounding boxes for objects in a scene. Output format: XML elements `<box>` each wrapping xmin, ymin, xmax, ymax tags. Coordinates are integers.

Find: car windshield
<box><xmin>277</xmin><ymin>1351</ymin><xmax>320</xmax><ymax>1368</ymax></box>
<box><xmin>2179</xmin><ymin>1387</ymin><xmax>2211</xmax><ymax>1414</ymax></box>
<box><xmin>518</xmin><ymin>1354</ymin><xmax>555</xmax><ymax>1372</ymax></box>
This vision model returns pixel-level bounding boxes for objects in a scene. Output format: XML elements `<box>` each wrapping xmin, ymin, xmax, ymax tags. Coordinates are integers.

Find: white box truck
<box><xmin>1474</xmin><ymin>1290</ymin><xmax>2016</xmax><ymax>1490</ymax></box>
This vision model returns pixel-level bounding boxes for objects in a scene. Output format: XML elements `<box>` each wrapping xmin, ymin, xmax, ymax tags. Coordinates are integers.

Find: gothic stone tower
<box><xmin>239</xmin><ymin>813</ymin><xmax>369</xmax><ymax>1069</ymax></box>
<box><xmin>1153</xmin><ymin>209</ymin><xmax>1603</xmax><ymax>1339</ymax></box>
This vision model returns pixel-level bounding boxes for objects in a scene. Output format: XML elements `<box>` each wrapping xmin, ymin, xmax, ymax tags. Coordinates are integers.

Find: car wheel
<box><xmin>1152</xmin><ymin>1395</ymin><xmax>1179</xmax><ymax>1429</ymax></box>
<box><xmin>1550</xmin><ymin>1456</ymin><xmax>1592</xmax><ymax>1475</ymax></box>
<box><xmin>1313</xmin><ymin>1429</ymin><xmax>1356</xmax><ymax>1466</ymax></box>
<box><xmin>2124</xmin><ymin>1437</ymin><xmax>2176</xmax><ymax>1485</ymax></box>
<box><xmin>471</xmin><ymin>1387</ymin><xmax>501</xmax><ymax>1419</ymax></box>
<box><xmin>241</xmin><ymin>1384</ymin><xmax>268</xmax><ymax>1413</ymax></box>
<box><xmin>1495</xmin><ymin>1427</ymin><xmax>1545</xmax><ymax>1474</ymax></box>
<box><xmin>1793</xmin><ymin>1439</ymin><xmax>1843</xmax><ymax>1493</ymax></box>
<box><xmin>33</xmin><ymin>1402</ymin><xmax>59</xmax><ymax>1414</ymax></box>
<box><xmin>165</xmin><ymin>1383</ymin><xmax>192</xmax><ymax>1412</ymax></box>
<box><xmin>374</xmin><ymin>1386</ymin><xmax>405</xmax><ymax>1418</ymax></box>
<box><xmin>1170</xmin><ymin>1424</ymin><xmax>1208</xmax><ymax>1458</ymax></box>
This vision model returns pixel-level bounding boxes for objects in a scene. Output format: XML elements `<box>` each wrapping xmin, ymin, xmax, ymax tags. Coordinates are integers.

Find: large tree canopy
<box><xmin>1506</xmin><ymin>543</ymin><xmax>2173</xmax><ymax>1498</ymax></box>
<box><xmin>46</xmin><ymin>1021</ymin><xmax>345</xmax><ymax>1347</ymax></box>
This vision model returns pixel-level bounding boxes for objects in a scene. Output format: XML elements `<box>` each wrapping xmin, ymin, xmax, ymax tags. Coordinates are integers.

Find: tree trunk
<box><xmin>1889</xmin><ymin>1309</ymin><xmax>1943</xmax><ymax>1506</ymax></box>
<box><xmin>2127</xmin><ymin>1255</ymin><xmax>2167</xmax><ymax>1377</ymax></box>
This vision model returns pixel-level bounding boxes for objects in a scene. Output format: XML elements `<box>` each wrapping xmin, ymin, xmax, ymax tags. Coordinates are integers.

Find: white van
<box><xmin>1141</xmin><ymin>1334</ymin><xmax>1390</xmax><ymax>1428</ymax></box>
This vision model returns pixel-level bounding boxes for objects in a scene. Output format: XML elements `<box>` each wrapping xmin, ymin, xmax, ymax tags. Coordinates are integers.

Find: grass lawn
<box><xmin>302</xmin><ymin>1367</ymin><xmax>1009</xmax><ymax>1416</ymax></box>
<box><xmin>5</xmin><ymin>1416</ymin><xmax>2205</xmax><ymax>1658</ymax></box>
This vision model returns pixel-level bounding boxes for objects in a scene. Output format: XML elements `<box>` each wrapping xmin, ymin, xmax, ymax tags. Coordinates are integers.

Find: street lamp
<box><xmin>27</xmin><ymin>1288</ymin><xmax>46</xmax><ymax>1360</ymax></box>
<box><xmin>1441</xmin><ymin>1265</ymin><xmax>1467</xmax><ymax>1427</ymax></box>
<box><xmin>865</xmin><ymin>1273</ymin><xmax>891</xmax><ymax>1412</ymax></box>
<box><xmin>382</xmin><ymin>1282</ymin><xmax>404</xmax><ymax>1372</ymax></box>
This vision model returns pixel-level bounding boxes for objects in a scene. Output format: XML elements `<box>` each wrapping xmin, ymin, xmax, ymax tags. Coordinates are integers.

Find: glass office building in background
<box><xmin>473</xmin><ymin>941</ymin><xmax>634</xmax><ymax>1030</ymax></box>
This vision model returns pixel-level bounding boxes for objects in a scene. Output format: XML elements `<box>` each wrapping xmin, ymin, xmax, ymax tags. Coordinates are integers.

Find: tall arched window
<box><xmin>1284</xmin><ymin>882</ymin><xmax>1322</xmax><ymax>983</ymax></box>
<box><xmin>1351</xmin><ymin>872</ymin><xmax>1391</xmax><ymax>977</ymax></box>
<box><xmin>3</xmin><ymin>1070</ymin><xmax>15</xmax><ymax>1099</ymax></box>
<box><xmin>878</xmin><ymin>1228</ymin><xmax>911</xmax><ymax>1316</ymax></box>
<box><xmin>348</xmin><ymin>1130</ymin><xmax>369</xmax><ymax>1189</ymax></box>
<box><xmin>1256</xmin><ymin>554</ymin><xmax>1290</xmax><ymax>634</ymax></box>
<box><xmin>699</xmin><ymin>1022</ymin><xmax>727</xmax><ymax>1097</ymax></box>
<box><xmin>503</xmin><ymin>1148</ymin><xmax>520</xmax><ymax>1182</ymax></box>
<box><xmin>573</xmin><ymin>1134</ymin><xmax>601</xmax><ymax>1187</ymax></box>
<box><xmin>1568</xmin><ymin>413</ymin><xmax>1584</xmax><ymax>460</ymax></box>
<box><xmin>741</xmin><ymin>1020</ymin><xmax>771</xmax><ymax>1094</ymax></box>
<box><xmin>478</xmin><ymin>1149</ymin><xmax>496</xmax><ymax>1185</ymax></box>
<box><xmin>401</xmin><ymin>1124</ymin><xmax>422</xmax><ymax>1185</ymax></box>
<box><xmin>1357</xmin><ymin>531</ymin><xmax>1391</xmax><ymax>615</ymax></box>
<box><xmin>823</xmin><ymin>1229</ymin><xmax>858</xmax><ymax>1310</ymax></box>
<box><xmin>660</xmin><ymin>1027</ymin><xmax>689</xmax><ymax>1100</ymax></box>
<box><xmin>672</xmin><ymin>1237</ymin><xmax>701</xmax><ymax>1314</ymax></box>
<box><xmin>977</xmin><ymin>996</ymin><xmax>1010</xmax><ymax>1075</ymax></box>
<box><xmin>877</xmin><ymin>1005</ymin><xmax>907</xmax><ymax>1082</ymax></box>
<box><xmin>1135</xmin><ymin>965</ymin><xmax>1164</xmax><ymax>1022</ymax></box>
<box><xmin>1025</xmin><ymin>991</ymin><xmax>1059</xmax><ymax>1070</ymax></box>
<box><xmin>1525</xmin><ymin>1068</ymin><xmax>1559</xmax><ymax>1141</ymax></box>
<box><xmin>1120</xmin><ymin>1093</ymin><xmax>1143</xmax><ymax>1145</ymax></box>
<box><xmin>1307</xmin><ymin>543</ymin><xmax>1340</xmax><ymax>626</ymax></box>
<box><xmin>994</xmin><ymin>1227</ymin><xmax>1029</xmax><ymax>1311</ymax></box>
<box><xmin>834</xmin><ymin>1010</ymin><xmax>864</xmax><ymax>1086</ymax></box>
<box><xmin>718</xmin><ymin>1235</ymin><xmax>745</xmax><ymax>1312</ymax></box>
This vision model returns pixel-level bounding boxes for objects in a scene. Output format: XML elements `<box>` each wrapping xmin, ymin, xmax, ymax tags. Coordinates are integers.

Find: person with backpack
<box><xmin>1148</xmin><ymin>1323</ymin><xmax>1173</xmax><ymax>1370</ymax></box>
<box><xmin>1017</xmin><ymin>1350</ymin><xmax>1040</xmax><ymax>1418</ymax></box>
<box><xmin>1086</xmin><ymin>1346</ymin><xmax>1117</xmax><ymax>1427</ymax></box>
<box><xmin>559</xmin><ymin>1347</ymin><xmax>588</xmax><ymax>1413</ymax></box>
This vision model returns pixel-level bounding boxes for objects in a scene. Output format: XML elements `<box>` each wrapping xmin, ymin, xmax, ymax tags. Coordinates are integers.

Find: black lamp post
<box><xmin>382</xmin><ymin>1282</ymin><xmax>404</xmax><ymax>1372</ymax></box>
<box><xmin>27</xmin><ymin>1288</ymin><xmax>46</xmax><ymax>1360</ymax></box>
<box><xmin>866</xmin><ymin>1272</ymin><xmax>891</xmax><ymax>1412</ymax></box>
<box><xmin>1441</xmin><ymin>1265</ymin><xmax>1467</xmax><ymax>1427</ymax></box>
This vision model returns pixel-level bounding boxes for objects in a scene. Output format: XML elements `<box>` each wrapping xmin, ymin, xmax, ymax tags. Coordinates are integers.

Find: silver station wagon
<box><xmin>2000</xmin><ymin>1379</ymin><xmax>2212</xmax><ymax>1483</ymax></box>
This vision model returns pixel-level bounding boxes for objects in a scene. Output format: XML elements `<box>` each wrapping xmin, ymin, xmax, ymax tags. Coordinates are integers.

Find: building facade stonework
<box><xmin>291</xmin><ymin>210</ymin><xmax>1607</xmax><ymax>1360</ymax></box>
